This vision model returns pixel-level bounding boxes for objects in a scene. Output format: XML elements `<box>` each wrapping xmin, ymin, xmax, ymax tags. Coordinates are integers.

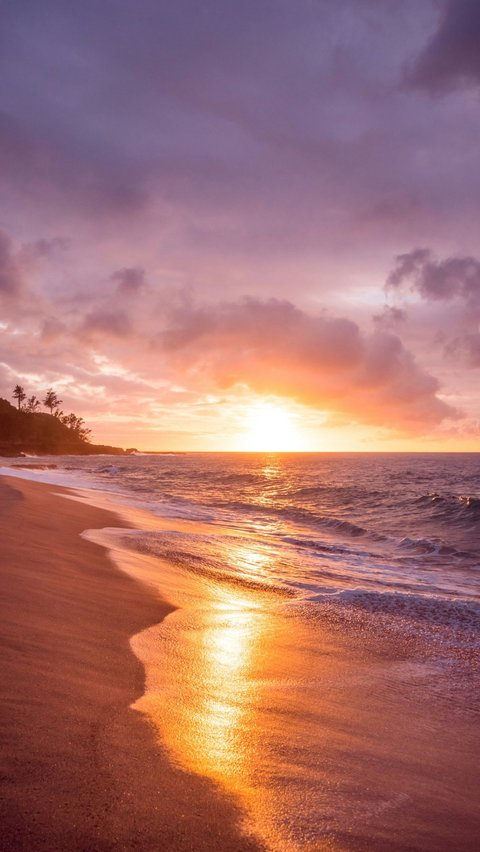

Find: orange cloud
<box><xmin>159</xmin><ymin>297</ymin><xmax>457</xmax><ymax>433</ymax></box>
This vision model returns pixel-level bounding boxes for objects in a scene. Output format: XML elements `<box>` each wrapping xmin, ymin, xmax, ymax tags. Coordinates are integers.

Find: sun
<box><xmin>238</xmin><ymin>401</ymin><xmax>305</xmax><ymax>452</ymax></box>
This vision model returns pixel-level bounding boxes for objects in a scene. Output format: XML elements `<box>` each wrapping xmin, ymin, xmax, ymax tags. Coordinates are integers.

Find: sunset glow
<box><xmin>238</xmin><ymin>402</ymin><xmax>306</xmax><ymax>452</ymax></box>
<box><xmin>0</xmin><ymin>2</ymin><xmax>479</xmax><ymax>452</ymax></box>
<box><xmin>2</xmin><ymin>6</ymin><xmax>479</xmax><ymax>852</ymax></box>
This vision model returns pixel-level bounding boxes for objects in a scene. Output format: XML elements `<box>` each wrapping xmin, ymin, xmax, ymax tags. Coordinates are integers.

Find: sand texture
<box><xmin>0</xmin><ymin>476</ymin><xmax>262</xmax><ymax>852</ymax></box>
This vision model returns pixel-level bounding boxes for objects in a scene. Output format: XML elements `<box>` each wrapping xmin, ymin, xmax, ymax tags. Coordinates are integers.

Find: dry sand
<box><xmin>0</xmin><ymin>475</ymin><xmax>262</xmax><ymax>852</ymax></box>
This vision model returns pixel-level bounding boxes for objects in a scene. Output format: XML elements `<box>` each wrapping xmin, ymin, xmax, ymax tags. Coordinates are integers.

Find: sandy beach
<box><xmin>0</xmin><ymin>475</ymin><xmax>261</xmax><ymax>852</ymax></box>
<box><xmin>1</xmin><ymin>470</ymin><xmax>479</xmax><ymax>852</ymax></box>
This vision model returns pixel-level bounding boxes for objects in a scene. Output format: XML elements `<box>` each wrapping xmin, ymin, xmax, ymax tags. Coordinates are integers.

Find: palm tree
<box><xmin>62</xmin><ymin>412</ymin><xmax>79</xmax><ymax>429</ymax></box>
<box><xmin>26</xmin><ymin>395</ymin><xmax>41</xmax><ymax>413</ymax></box>
<box><xmin>43</xmin><ymin>389</ymin><xmax>62</xmax><ymax>414</ymax></box>
<box><xmin>78</xmin><ymin>425</ymin><xmax>92</xmax><ymax>443</ymax></box>
<box><xmin>12</xmin><ymin>384</ymin><xmax>26</xmax><ymax>410</ymax></box>
<box><xmin>70</xmin><ymin>415</ymin><xmax>92</xmax><ymax>443</ymax></box>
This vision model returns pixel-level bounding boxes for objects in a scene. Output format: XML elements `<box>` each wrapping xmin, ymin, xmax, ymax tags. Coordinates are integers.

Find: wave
<box><xmin>95</xmin><ymin>464</ymin><xmax>121</xmax><ymax>474</ymax></box>
<box><xmin>214</xmin><ymin>472</ymin><xmax>262</xmax><ymax>485</ymax></box>
<box><xmin>210</xmin><ymin>498</ymin><xmax>372</xmax><ymax>537</ymax></box>
<box><xmin>118</xmin><ymin>531</ymin><xmax>291</xmax><ymax>596</ymax></box>
<box><xmin>414</xmin><ymin>493</ymin><xmax>480</xmax><ymax>524</ymax></box>
<box><xmin>291</xmin><ymin>484</ymin><xmax>382</xmax><ymax>502</ymax></box>
<box><xmin>281</xmin><ymin>536</ymin><xmax>352</xmax><ymax>555</ymax></box>
<box><xmin>123</xmin><ymin>523</ymin><xmax>480</xmax><ymax>633</ymax></box>
<box><xmin>309</xmin><ymin>588</ymin><xmax>480</xmax><ymax>631</ymax></box>
<box><xmin>397</xmin><ymin>537</ymin><xmax>476</xmax><ymax>560</ymax></box>
<box><xmin>10</xmin><ymin>462</ymin><xmax>58</xmax><ymax>471</ymax></box>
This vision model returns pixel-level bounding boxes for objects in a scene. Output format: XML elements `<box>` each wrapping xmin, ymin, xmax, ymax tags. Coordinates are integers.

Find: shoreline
<box><xmin>0</xmin><ymin>475</ymin><xmax>262</xmax><ymax>851</ymax></box>
<box><xmin>1</xmin><ymin>471</ymin><xmax>479</xmax><ymax>851</ymax></box>
<box><xmin>85</xmin><ymin>500</ymin><xmax>480</xmax><ymax>851</ymax></box>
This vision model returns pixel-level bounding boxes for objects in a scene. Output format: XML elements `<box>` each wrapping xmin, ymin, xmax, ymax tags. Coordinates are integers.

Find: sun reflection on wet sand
<box><xmin>150</xmin><ymin>600</ymin><xmax>266</xmax><ymax>775</ymax></box>
<box><xmin>181</xmin><ymin>593</ymin><xmax>266</xmax><ymax>782</ymax></box>
<box><xmin>122</xmin><ymin>535</ymin><xmax>293</xmax><ymax>846</ymax></box>
<box><xmin>128</xmin><ymin>569</ymin><xmax>340</xmax><ymax>851</ymax></box>
<box><xmin>88</xmin><ymin>522</ymin><xmax>480</xmax><ymax>852</ymax></box>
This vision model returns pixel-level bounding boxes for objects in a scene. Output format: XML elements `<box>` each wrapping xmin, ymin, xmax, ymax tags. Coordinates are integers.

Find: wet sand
<box><xmin>89</xmin><ymin>522</ymin><xmax>480</xmax><ymax>852</ymax></box>
<box><xmin>1</xmin><ymin>473</ymin><xmax>479</xmax><ymax>852</ymax></box>
<box><xmin>0</xmin><ymin>476</ymin><xmax>262</xmax><ymax>851</ymax></box>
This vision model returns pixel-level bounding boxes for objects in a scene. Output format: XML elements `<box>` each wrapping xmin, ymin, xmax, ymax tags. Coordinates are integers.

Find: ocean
<box><xmin>4</xmin><ymin>452</ymin><xmax>479</xmax><ymax>608</ymax></box>
<box><xmin>2</xmin><ymin>452</ymin><xmax>479</xmax><ymax>849</ymax></box>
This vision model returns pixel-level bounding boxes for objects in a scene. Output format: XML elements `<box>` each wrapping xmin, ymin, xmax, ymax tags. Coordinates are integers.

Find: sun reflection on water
<box><xmin>235</xmin><ymin>543</ymin><xmax>272</xmax><ymax>583</ymax></box>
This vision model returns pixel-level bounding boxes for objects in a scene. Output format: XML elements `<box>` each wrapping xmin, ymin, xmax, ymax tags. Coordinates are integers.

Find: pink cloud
<box><xmin>158</xmin><ymin>297</ymin><xmax>457</xmax><ymax>432</ymax></box>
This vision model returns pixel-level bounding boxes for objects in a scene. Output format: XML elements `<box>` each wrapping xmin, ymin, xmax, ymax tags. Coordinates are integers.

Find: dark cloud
<box><xmin>386</xmin><ymin>247</ymin><xmax>480</xmax><ymax>369</ymax></box>
<box><xmin>28</xmin><ymin>237</ymin><xmax>69</xmax><ymax>258</ymax></box>
<box><xmin>1</xmin><ymin>0</ymin><xmax>473</xmax><ymax>262</ymax></box>
<box><xmin>408</xmin><ymin>0</ymin><xmax>480</xmax><ymax>91</ymax></box>
<box><xmin>112</xmin><ymin>267</ymin><xmax>146</xmax><ymax>296</ymax></box>
<box><xmin>386</xmin><ymin>248</ymin><xmax>480</xmax><ymax>307</ymax></box>
<box><xmin>0</xmin><ymin>229</ymin><xmax>23</xmax><ymax>296</ymax></box>
<box><xmin>0</xmin><ymin>102</ymin><xmax>147</xmax><ymax>222</ymax></box>
<box><xmin>373</xmin><ymin>305</ymin><xmax>407</xmax><ymax>328</ymax></box>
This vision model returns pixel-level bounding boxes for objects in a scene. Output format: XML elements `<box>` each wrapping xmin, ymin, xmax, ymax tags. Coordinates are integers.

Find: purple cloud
<box><xmin>80</xmin><ymin>309</ymin><xmax>132</xmax><ymax>339</ymax></box>
<box><xmin>112</xmin><ymin>267</ymin><xmax>147</xmax><ymax>296</ymax></box>
<box><xmin>387</xmin><ymin>248</ymin><xmax>480</xmax><ymax>307</ymax></box>
<box><xmin>0</xmin><ymin>230</ymin><xmax>23</xmax><ymax>297</ymax></box>
<box><xmin>0</xmin><ymin>2</ymin><xmax>479</xmax><ymax>445</ymax></box>
<box><xmin>386</xmin><ymin>247</ymin><xmax>480</xmax><ymax>370</ymax></box>
<box><xmin>446</xmin><ymin>332</ymin><xmax>480</xmax><ymax>368</ymax></box>
<box><xmin>373</xmin><ymin>305</ymin><xmax>407</xmax><ymax>328</ymax></box>
<box><xmin>408</xmin><ymin>0</ymin><xmax>480</xmax><ymax>91</ymax></box>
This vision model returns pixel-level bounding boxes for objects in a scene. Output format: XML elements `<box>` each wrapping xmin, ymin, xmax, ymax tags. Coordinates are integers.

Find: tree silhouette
<box><xmin>26</xmin><ymin>395</ymin><xmax>41</xmax><ymax>413</ymax></box>
<box><xmin>72</xmin><ymin>415</ymin><xmax>91</xmax><ymax>442</ymax></box>
<box><xmin>12</xmin><ymin>385</ymin><xmax>26</xmax><ymax>410</ymax></box>
<box><xmin>43</xmin><ymin>389</ymin><xmax>62</xmax><ymax>414</ymax></box>
<box><xmin>6</xmin><ymin>385</ymin><xmax>95</xmax><ymax>447</ymax></box>
<box><xmin>62</xmin><ymin>412</ymin><xmax>79</xmax><ymax>429</ymax></box>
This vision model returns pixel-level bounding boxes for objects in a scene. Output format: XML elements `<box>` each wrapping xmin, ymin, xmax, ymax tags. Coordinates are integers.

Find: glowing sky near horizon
<box><xmin>1</xmin><ymin>0</ymin><xmax>479</xmax><ymax>450</ymax></box>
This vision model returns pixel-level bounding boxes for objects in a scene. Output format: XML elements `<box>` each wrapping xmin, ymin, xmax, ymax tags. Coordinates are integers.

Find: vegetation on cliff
<box><xmin>0</xmin><ymin>389</ymin><xmax>128</xmax><ymax>455</ymax></box>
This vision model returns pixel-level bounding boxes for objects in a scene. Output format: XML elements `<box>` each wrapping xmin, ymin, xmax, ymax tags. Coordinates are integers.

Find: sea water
<box><xmin>2</xmin><ymin>453</ymin><xmax>479</xmax><ymax>849</ymax></box>
<box><xmin>4</xmin><ymin>452</ymin><xmax>479</xmax><ymax>608</ymax></box>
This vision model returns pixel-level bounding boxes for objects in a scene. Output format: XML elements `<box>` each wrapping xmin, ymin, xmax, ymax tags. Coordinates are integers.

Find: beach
<box><xmin>1</xmin><ymin>463</ymin><xmax>479</xmax><ymax>852</ymax></box>
<box><xmin>0</xmin><ymin>475</ymin><xmax>261</xmax><ymax>851</ymax></box>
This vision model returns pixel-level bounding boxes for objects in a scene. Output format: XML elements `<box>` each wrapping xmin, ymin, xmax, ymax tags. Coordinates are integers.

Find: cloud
<box><xmin>386</xmin><ymin>248</ymin><xmax>480</xmax><ymax>308</ymax></box>
<box><xmin>40</xmin><ymin>316</ymin><xmax>67</xmax><ymax>343</ymax></box>
<box><xmin>0</xmin><ymin>3</ymin><xmax>479</xmax><ymax>444</ymax></box>
<box><xmin>408</xmin><ymin>0</ymin><xmax>480</xmax><ymax>91</ymax></box>
<box><xmin>158</xmin><ymin>297</ymin><xmax>456</xmax><ymax>431</ymax></box>
<box><xmin>25</xmin><ymin>237</ymin><xmax>69</xmax><ymax>259</ymax></box>
<box><xmin>112</xmin><ymin>267</ymin><xmax>146</xmax><ymax>296</ymax></box>
<box><xmin>446</xmin><ymin>332</ymin><xmax>480</xmax><ymax>367</ymax></box>
<box><xmin>1</xmin><ymin>0</ymin><xmax>476</xmax><ymax>270</ymax></box>
<box><xmin>373</xmin><ymin>305</ymin><xmax>406</xmax><ymax>328</ymax></box>
<box><xmin>79</xmin><ymin>309</ymin><xmax>132</xmax><ymax>339</ymax></box>
<box><xmin>386</xmin><ymin>247</ymin><xmax>480</xmax><ymax>368</ymax></box>
<box><xmin>0</xmin><ymin>229</ymin><xmax>23</xmax><ymax>297</ymax></box>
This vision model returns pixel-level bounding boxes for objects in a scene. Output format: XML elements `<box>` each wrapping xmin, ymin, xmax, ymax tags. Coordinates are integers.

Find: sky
<box><xmin>1</xmin><ymin>0</ymin><xmax>479</xmax><ymax>451</ymax></box>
